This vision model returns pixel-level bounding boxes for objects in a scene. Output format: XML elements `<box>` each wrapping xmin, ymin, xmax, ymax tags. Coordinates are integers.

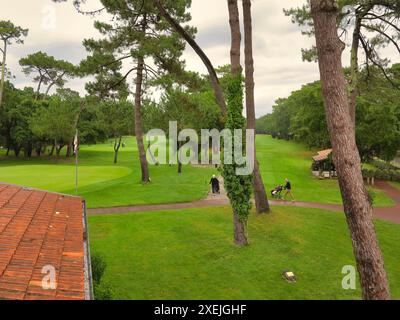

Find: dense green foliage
<box><xmin>142</xmin><ymin>70</ymin><xmax>224</xmax><ymax>139</ymax></box>
<box><xmin>19</xmin><ymin>51</ymin><xmax>77</xmax><ymax>97</ymax></box>
<box><xmin>284</xmin><ymin>0</ymin><xmax>400</xmax><ymax>67</ymax></box>
<box><xmin>356</xmin><ymin>66</ymin><xmax>400</xmax><ymax>161</ymax></box>
<box><xmin>257</xmin><ymin>81</ymin><xmax>329</xmax><ymax>148</ymax></box>
<box><xmin>363</xmin><ymin>159</ymin><xmax>400</xmax><ymax>183</ymax></box>
<box><xmin>78</xmin><ymin>0</ymin><xmax>193</xmax><ymax>100</ymax></box>
<box><xmin>0</xmin><ymin>20</ymin><xmax>28</xmax><ymax>45</ymax></box>
<box><xmin>256</xmin><ymin>66</ymin><xmax>400</xmax><ymax>161</ymax></box>
<box><xmin>221</xmin><ymin>75</ymin><xmax>253</xmax><ymax>221</ymax></box>
<box><xmin>0</xmin><ymin>20</ymin><xmax>28</xmax><ymax>105</ymax></box>
<box><xmin>0</xmin><ymin>82</ymin><xmax>134</xmax><ymax>158</ymax></box>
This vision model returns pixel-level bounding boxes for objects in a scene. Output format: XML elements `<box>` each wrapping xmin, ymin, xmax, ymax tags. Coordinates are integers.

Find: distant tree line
<box><xmin>0</xmin><ymin>81</ymin><xmax>134</xmax><ymax>160</ymax></box>
<box><xmin>256</xmin><ymin>65</ymin><xmax>400</xmax><ymax>162</ymax></box>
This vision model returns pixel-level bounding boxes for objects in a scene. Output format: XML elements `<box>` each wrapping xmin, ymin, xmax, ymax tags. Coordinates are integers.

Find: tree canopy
<box><xmin>257</xmin><ymin>64</ymin><xmax>400</xmax><ymax>162</ymax></box>
<box><xmin>19</xmin><ymin>51</ymin><xmax>77</xmax><ymax>98</ymax></box>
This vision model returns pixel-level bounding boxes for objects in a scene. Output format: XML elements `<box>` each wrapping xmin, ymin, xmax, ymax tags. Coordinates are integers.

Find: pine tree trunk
<box><xmin>49</xmin><ymin>142</ymin><xmax>55</xmax><ymax>156</ymax></box>
<box><xmin>135</xmin><ymin>55</ymin><xmax>150</xmax><ymax>183</ymax></box>
<box><xmin>243</xmin><ymin>0</ymin><xmax>270</xmax><ymax>213</ymax></box>
<box><xmin>348</xmin><ymin>16</ymin><xmax>361</xmax><ymax>130</ymax></box>
<box><xmin>0</xmin><ymin>41</ymin><xmax>6</xmax><ymax>107</ymax></box>
<box><xmin>66</xmin><ymin>141</ymin><xmax>72</xmax><ymax>157</ymax></box>
<box><xmin>233</xmin><ymin>209</ymin><xmax>248</xmax><ymax>246</ymax></box>
<box><xmin>5</xmin><ymin>134</ymin><xmax>10</xmax><ymax>156</ymax></box>
<box><xmin>14</xmin><ymin>146</ymin><xmax>20</xmax><ymax>157</ymax></box>
<box><xmin>310</xmin><ymin>0</ymin><xmax>390</xmax><ymax>300</ymax></box>
<box><xmin>177</xmin><ymin>141</ymin><xmax>183</xmax><ymax>174</ymax></box>
<box><xmin>56</xmin><ymin>144</ymin><xmax>64</xmax><ymax>156</ymax></box>
<box><xmin>178</xmin><ymin>162</ymin><xmax>182</xmax><ymax>174</ymax></box>
<box><xmin>36</xmin><ymin>77</ymin><xmax>43</xmax><ymax>100</ymax></box>
<box><xmin>253</xmin><ymin>162</ymin><xmax>269</xmax><ymax>212</ymax></box>
<box><xmin>114</xmin><ymin>149</ymin><xmax>119</xmax><ymax>164</ymax></box>
<box><xmin>114</xmin><ymin>136</ymin><xmax>122</xmax><ymax>164</ymax></box>
<box><xmin>25</xmin><ymin>144</ymin><xmax>33</xmax><ymax>158</ymax></box>
<box><xmin>228</xmin><ymin>0</ymin><xmax>241</xmax><ymax>75</ymax></box>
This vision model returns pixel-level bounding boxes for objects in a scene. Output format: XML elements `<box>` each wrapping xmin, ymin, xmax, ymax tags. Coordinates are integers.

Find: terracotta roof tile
<box><xmin>0</xmin><ymin>184</ymin><xmax>89</xmax><ymax>300</ymax></box>
<box><xmin>312</xmin><ymin>149</ymin><xmax>333</xmax><ymax>162</ymax></box>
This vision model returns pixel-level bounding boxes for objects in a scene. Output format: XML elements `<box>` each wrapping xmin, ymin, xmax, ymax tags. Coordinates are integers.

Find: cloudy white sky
<box><xmin>1</xmin><ymin>0</ymin><xmax>398</xmax><ymax>117</ymax></box>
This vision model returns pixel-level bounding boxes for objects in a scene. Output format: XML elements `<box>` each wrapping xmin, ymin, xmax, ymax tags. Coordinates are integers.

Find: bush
<box><xmin>362</xmin><ymin>166</ymin><xmax>400</xmax><ymax>183</ymax></box>
<box><xmin>91</xmin><ymin>253</ymin><xmax>107</xmax><ymax>285</ymax></box>
<box><xmin>94</xmin><ymin>281</ymin><xmax>115</xmax><ymax>300</ymax></box>
<box><xmin>91</xmin><ymin>253</ymin><xmax>115</xmax><ymax>300</ymax></box>
<box><xmin>371</xmin><ymin>159</ymin><xmax>399</xmax><ymax>172</ymax></box>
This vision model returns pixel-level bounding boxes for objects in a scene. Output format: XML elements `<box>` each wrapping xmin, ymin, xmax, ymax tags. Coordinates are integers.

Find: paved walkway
<box><xmin>87</xmin><ymin>180</ymin><xmax>400</xmax><ymax>224</ymax></box>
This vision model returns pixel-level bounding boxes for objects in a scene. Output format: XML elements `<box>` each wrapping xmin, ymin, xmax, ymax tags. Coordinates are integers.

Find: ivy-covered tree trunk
<box><xmin>135</xmin><ymin>55</ymin><xmax>150</xmax><ymax>183</ymax></box>
<box><xmin>222</xmin><ymin>74</ymin><xmax>252</xmax><ymax>246</ymax></box>
<box><xmin>243</xmin><ymin>0</ymin><xmax>270</xmax><ymax>213</ymax></box>
<box><xmin>225</xmin><ymin>0</ymin><xmax>252</xmax><ymax>246</ymax></box>
<box><xmin>311</xmin><ymin>0</ymin><xmax>390</xmax><ymax>300</ymax></box>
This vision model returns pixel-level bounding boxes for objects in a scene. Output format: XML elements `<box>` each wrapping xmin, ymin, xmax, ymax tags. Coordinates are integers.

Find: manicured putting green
<box><xmin>0</xmin><ymin>165</ymin><xmax>131</xmax><ymax>192</ymax></box>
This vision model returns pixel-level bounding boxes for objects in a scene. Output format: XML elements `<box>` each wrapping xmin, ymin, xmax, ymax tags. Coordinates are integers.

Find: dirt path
<box><xmin>88</xmin><ymin>180</ymin><xmax>400</xmax><ymax>225</ymax></box>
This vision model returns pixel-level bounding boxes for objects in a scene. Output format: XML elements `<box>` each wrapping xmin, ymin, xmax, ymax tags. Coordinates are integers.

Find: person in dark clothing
<box><xmin>210</xmin><ymin>175</ymin><xmax>220</xmax><ymax>194</ymax></box>
<box><xmin>283</xmin><ymin>178</ymin><xmax>295</xmax><ymax>201</ymax></box>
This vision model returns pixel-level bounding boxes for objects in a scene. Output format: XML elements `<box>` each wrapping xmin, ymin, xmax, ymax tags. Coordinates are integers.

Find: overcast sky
<box><xmin>1</xmin><ymin>0</ymin><xmax>398</xmax><ymax>117</ymax></box>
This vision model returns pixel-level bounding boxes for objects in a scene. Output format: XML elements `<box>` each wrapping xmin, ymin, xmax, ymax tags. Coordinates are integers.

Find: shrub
<box><xmin>371</xmin><ymin>159</ymin><xmax>399</xmax><ymax>172</ymax></box>
<box><xmin>91</xmin><ymin>253</ymin><xmax>115</xmax><ymax>300</ymax></box>
<box><xmin>362</xmin><ymin>167</ymin><xmax>400</xmax><ymax>183</ymax></box>
<box><xmin>91</xmin><ymin>253</ymin><xmax>107</xmax><ymax>285</ymax></box>
<box><xmin>94</xmin><ymin>281</ymin><xmax>115</xmax><ymax>300</ymax></box>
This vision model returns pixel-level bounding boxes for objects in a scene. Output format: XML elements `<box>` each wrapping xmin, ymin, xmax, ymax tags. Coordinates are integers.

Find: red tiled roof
<box><xmin>0</xmin><ymin>184</ymin><xmax>90</xmax><ymax>300</ymax></box>
<box><xmin>312</xmin><ymin>149</ymin><xmax>333</xmax><ymax>162</ymax></box>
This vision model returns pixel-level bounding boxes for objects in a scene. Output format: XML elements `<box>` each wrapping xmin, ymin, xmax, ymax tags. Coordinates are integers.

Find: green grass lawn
<box><xmin>391</xmin><ymin>182</ymin><xmax>400</xmax><ymax>191</ymax></box>
<box><xmin>256</xmin><ymin>135</ymin><xmax>394</xmax><ymax>206</ymax></box>
<box><xmin>0</xmin><ymin>135</ymin><xmax>394</xmax><ymax>208</ymax></box>
<box><xmin>0</xmin><ymin>137</ymin><xmax>215</xmax><ymax>208</ymax></box>
<box><xmin>89</xmin><ymin>206</ymin><xmax>400</xmax><ymax>300</ymax></box>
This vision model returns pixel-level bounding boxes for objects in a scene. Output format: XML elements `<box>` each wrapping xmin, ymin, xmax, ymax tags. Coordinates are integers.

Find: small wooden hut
<box><xmin>311</xmin><ymin>149</ymin><xmax>337</xmax><ymax>179</ymax></box>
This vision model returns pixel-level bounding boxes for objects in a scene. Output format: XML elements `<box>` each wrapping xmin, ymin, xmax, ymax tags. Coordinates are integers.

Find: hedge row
<box><xmin>362</xmin><ymin>168</ymin><xmax>400</xmax><ymax>182</ymax></box>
